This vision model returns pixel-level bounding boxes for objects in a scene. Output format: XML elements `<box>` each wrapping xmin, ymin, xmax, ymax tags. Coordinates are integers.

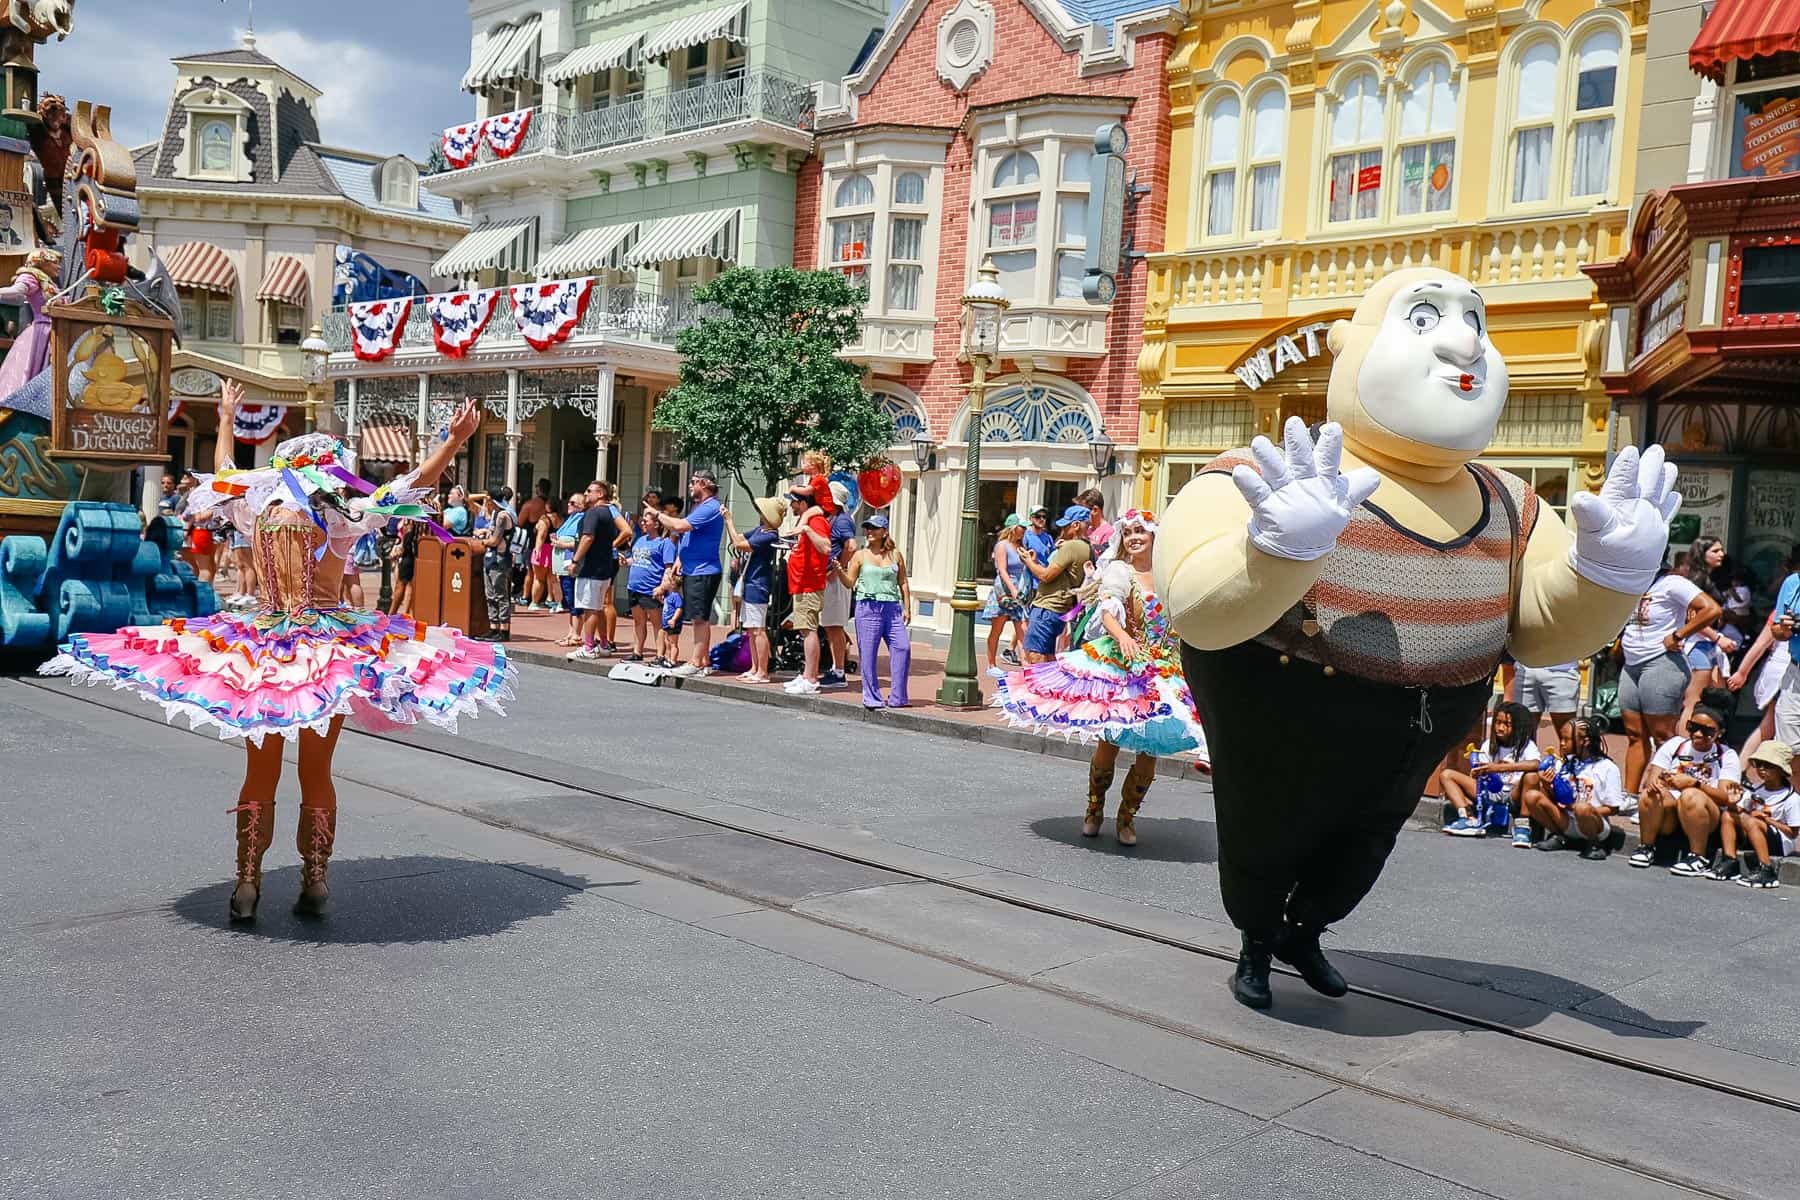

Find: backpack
<box><xmin>352</xmin><ymin>533</ymin><xmax>381</xmax><ymax>570</ymax></box>
<box><xmin>505</xmin><ymin>511</ymin><xmax>528</xmax><ymax>560</ymax></box>
<box><xmin>709</xmin><ymin>629</ymin><xmax>752</xmax><ymax>673</ymax></box>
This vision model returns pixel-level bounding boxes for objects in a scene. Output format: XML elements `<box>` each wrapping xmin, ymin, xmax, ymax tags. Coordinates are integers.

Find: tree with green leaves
<box><xmin>654</xmin><ymin>267</ymin><xmax>891</xmax><ymax>498</ymax></box>
<box><xmin>422</xmin><ymin>139</ymin><xmax>450</xmax><ymax>177</ymax></box>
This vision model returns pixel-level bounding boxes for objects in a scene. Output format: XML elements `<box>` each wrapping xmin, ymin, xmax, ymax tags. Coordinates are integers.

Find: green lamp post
<box><xmin>936</xmin><ymin>258</ymin><xmax>1010</xmax><ymax>708</ymax></box>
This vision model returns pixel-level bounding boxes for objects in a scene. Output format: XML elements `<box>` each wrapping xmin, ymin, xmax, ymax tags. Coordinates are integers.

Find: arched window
<box><xmin>986</xmin><ymin>151</ymin><xmax>1041</xmax><ymax>295</ymax></box>
<box><xmin>1569</xmin><ymin>27</ymin><xmax>1621</xmax><ymax>198</ymax></box>
<box><xmin>1396</xmin><ymin>60</ymin><xmax>1457</xmax><ymax>216</ymax></box>
<box><xmin>1202</xmin><ymin>94</ymin><xmax>1241</xmax><ymax>238</ymax></box>
<box><xmin>1327</xmin><ymin>70</ymin><xmax>1385</xmax><ymax>223</ymax></box>
<box><xmin>893</xmin><ymin>170</ymin><xmax>925</xmax><ymax>205</ymax></box>
<box><xmin>1247</xmin><ymin>87</ymin><xmax>1286</xmax><ymax>232</ymax></box>
<box><xmin>381</xmin><ymin>159</ymin><xmax>418</xmax><ymax>208</ymax></box>
<box><xmin>200</xmin><ymin>120</ymin><xmax>232</xmax><ymax>173</ymax></box>
<box><xmin>1508</xmin><ymin>40</ymin><xmax>1560</xmax><ymax>204</ymax></box>
<box><xmin>829</xmin><ymin>171</ymin><xmax>875</xmax><ymax>292</ymax></box>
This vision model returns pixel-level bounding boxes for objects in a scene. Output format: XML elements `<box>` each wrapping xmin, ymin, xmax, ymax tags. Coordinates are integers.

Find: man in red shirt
<box><xmin>782</xmin><ymin>481</ymin><xmax>833</xmax><ymax>695</ymax></box>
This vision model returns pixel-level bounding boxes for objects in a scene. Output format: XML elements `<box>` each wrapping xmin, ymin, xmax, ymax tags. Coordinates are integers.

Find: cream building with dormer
<box><xmin>128</xmin><ymin>33</ymin><xmax>467</xmax><ymax>475</ymax></box>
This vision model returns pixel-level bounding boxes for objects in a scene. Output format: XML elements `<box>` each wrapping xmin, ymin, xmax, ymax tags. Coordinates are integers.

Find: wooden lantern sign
<box><xmin>46</xmin><ymin>294</ymin><xmax>173</xmax><ymax>465</ymax></box>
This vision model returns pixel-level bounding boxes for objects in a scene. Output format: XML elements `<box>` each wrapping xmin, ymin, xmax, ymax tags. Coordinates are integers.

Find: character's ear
<box><xmin>1327</xmin><ymin>320</ymin><xmax>1352</xmax><ymax>355</ymax></box>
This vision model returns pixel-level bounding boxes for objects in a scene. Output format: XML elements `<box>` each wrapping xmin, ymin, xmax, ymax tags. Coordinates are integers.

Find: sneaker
<box><xmin>1579</xmin><ymin>843</ymin><xmax>1611</xmax><ymax>861</ymax></box>
<box><xmin>999</xmin><ymin>648</ymin><xmax>1021</xmax><ymax>667</ymax></box>
<box><xmin>819</xmin><ymin>669</ymin><xmax>848</xmax><ymax>690</ymax></box>
<box><xmin>1736</xmin><ymin>864</ymin><xmax>1780</xmax><ymax>888</ymax></box>
<box><xmin>565</xmin><ymin>645</ymin><xmax>603</xmax><ymax>661</ymax></box>
<box><xmin>1708</xmin><ymin>854</ymin><xmax>1741</xmax><ymax>881</ymax></box>
<box><xmin>1669</xmin><ymin>852</ymin><xmax>1711</xmax><ymax>877</ymax></box>
<box><xmin>670</xmin><ymin>663</ymin><xmax>702</xmax><ymax>677</ymax></box>
<box><xmin>783</xmin><ymin>677</ymin><xmax>820</xmax><ymax>695</ymax></box>
<box><xmin>1511</xmin><ymin>825</ymin><xmax>1533</xmax><ymax>848</ymax></box>
<box><xmin>1628</xmin><ymin>845</ymin><xmax>1655</xmax><ymax>868</ymax></box>
<box><xmin>1534</xmin><ymin>834</ymin><xmax>1567</xmax><ymax>853</ymax></box>
<box><xmin>986</xmin><ymin>666</ymin><xmax>1008</xmax><ymax>679</ymax></box>
<box><xmin>1443</xmin><ymin>817</ymin><xmax>1484</xmax><ymax>837</ymax></box>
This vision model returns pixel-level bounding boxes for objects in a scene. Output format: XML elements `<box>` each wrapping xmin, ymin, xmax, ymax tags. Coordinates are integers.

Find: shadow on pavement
<box><xmin>1270</xmin><ymin>949</ymin><xmax>1706</xmax><ymax>1041</ymax></box>
<box><xmin>1027</xmin><ymin>815</ymin><xmax>1218</xmax><ymax>863</ymax></box>
<box><xmin>169</xmin><ymin>854</ymin><xmax>620</xmax><ymax>944</ymax></box>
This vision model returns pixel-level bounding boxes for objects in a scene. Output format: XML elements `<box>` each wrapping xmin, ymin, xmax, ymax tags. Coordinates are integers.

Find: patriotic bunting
<box><xmin>484</xmin><ymin>109</ymin><xmax>533</xmax><ymax>160</ymax></box>
<box><xmin>426</xmin><ymin>290</ymin><xmax>501</xmax><ymax>358</ymax></box>
<box><xmin>509</xmin><ymin>278</ymin><xmax>594</xmax><ymax>351</ymax></box>
<box><xmin>348</xmin><ymin>298</ymin><xmax>413</xmax><ymax>362</ymax></box>
<box><xmin>442</xmin><ymin>121</ymin><xmax>484</xmax><ymax>169</ymax></box>
<box><xmin>233</xmin><ymin>404</ymin><xmax>287</xmax><ymax>445</ymax></box>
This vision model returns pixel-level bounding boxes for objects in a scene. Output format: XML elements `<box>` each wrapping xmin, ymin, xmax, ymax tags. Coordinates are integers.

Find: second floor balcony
<box><xmin>429</xmin><ymin>70</ymin><xmax>815</xmax><ymax>196</ymax></box>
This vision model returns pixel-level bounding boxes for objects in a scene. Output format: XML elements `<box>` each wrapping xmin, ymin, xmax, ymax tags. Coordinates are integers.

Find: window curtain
<box><xmin>1328</xmin><ymin>154</ymin><xmax>1357</xmax><ymax>223</ymax></box>
<box><xmin>1206</xmin><ymin>170</ymin><xmax>1237</xmax><ymax>237</ymax></box>
<box><xmin>1249</xmin><ymin>164</ymin><xmax>1280</xmax><ymax>232</ymax></box>
<box><xmin>1570</xmin><ymin>118</ymin><xmax>1612</xmax><ymax>197</ymax></box>
<box><xmin>1512</xmin><ymin>127</ymin><xmax>1552</xmax><ymax>203</ymax></box>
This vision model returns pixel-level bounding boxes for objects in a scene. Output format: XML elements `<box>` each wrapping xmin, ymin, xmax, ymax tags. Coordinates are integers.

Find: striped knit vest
<box><xmin>1201</xmin><ymin>456</ymin><xmax>1538</xmax><ymax>688</ymax></box>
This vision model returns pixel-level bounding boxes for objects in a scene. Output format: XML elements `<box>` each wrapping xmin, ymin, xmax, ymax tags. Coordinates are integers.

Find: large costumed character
<box><xmin>1154</xmin><ymin>268</ymin><xmax>1680</xmax><ymax>1010</ymax></box>
<box><xmin>40</xmin><ymin>384</ymin><xmax>515</xmax><ymax>923</ymax></box>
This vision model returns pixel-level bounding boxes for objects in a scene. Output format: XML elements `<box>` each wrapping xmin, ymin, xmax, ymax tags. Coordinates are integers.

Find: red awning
<box><xmin>1690</xmin><ymin>0</ymin><xmax>1800</xmax><ymax>83</ymax></box>
<box><xmin>255</xmin><ymin>254</ymin><xmax>309</xmax><ymax>305</ymax></box>
<box><xmin>359</xmin><ymin>423</ymin><xmax>414</xmax><ymax>464</ymax></box>
<box><xmin>160</xmin><ymin>241</ymin><xmax>237</xmax><ymax>294</ymax></box>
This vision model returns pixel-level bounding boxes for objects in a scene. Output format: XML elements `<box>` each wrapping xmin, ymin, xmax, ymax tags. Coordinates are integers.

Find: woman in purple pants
<box><xmin>836</xmin><ymin>513</ymin><xmax>912</xmax><ymax>709</ymax></box>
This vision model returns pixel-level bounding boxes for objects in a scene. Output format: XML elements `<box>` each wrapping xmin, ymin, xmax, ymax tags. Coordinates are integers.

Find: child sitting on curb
<box><xmin>1520</xmin><ymin>716</ymin><xmax>1629</xmax><ymax>859</ymax></box>
<box><xmin>1723</xmin><ymin>741</ymin><xmax>1799</xmax><ymax>889</ymax></box>
<box><xmin>1439</xmin><ymin>702</ymin><xmax>1539</xmax><ymax>840</ymax></box>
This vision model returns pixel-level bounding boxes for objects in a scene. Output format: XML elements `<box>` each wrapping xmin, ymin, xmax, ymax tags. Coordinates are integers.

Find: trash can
<box><xmin>414</xmin><ymin>536</ymin><xmax>488</xmax><ymax>636</ymax></box>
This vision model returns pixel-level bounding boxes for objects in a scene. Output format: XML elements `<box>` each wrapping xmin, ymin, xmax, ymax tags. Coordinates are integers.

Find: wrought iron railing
<box><xmin>445</xmin><ymin>71</ymin><xmax>815</xmax><ymax>168</ymax></box>
<box><xmin>321</xmin><ymin>285</ymin><xmax>701</xmax><ymax>357</ymax></box>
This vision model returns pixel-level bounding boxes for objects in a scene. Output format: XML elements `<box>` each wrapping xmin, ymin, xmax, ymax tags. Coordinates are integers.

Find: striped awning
<box><xmin>161</xmin><ymin>242</ymin><xmax>237</xmax><ymax>294</ymax></box>
<box><xmin>535</xmin><ymin>223</ymin><xmax>638</xmax><ymax>276</ymax></box>
<box><xmin>1690</xmin><ymin>0</ymin><xmax>1800</xmax><ymax>82</ymax></box>
<box><xmin>620</xmin><ymin>208</ymin><xmax>739</xmax><ymax>267</ymax></box>
<box><xmin>433</xmin><ymin>219</ymin><xmax>534</xmax><ymax>277</ymax></box>
<box><xmin>544</xmin><ymin>31</ymin><xmax>642</xmax><ymax>85</ymax></box>
<box><xmin>255</xmin><ymin>254</ymin><xmax>309</xmax><ymax>305</ymax></box>
<box><xmin>462</xmin><ymin>14</ymin><xmax>542</xmax><ymax>91</ymax></box>
<box><xmin>641</xmin><ymin>2</ymin><xmax>747</xmax><ymax>61</ymax></box>
<box><xmin>359</xmin><ymin>423</ymin><xmax>415</xmax><ymax>464</ymax></box>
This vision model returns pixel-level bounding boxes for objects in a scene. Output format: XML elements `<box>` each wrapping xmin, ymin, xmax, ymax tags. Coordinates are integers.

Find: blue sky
<box><xmin>36</xmin><ymin>0</ymin><xmax>475</xmax><ymax>160</ymax></box>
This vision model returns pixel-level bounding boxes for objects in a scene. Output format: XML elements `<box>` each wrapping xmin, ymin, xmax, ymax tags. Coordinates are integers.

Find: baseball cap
<box><xmin>861</xmin><ymin>513</ymin><xmax>889</xmax><ymax>530</ymax></box>
<box><xmin>1055</xmin><ymin>504</ymin><xmax>1091</xmax><ymax>528</ymax></box>
<box><xmin>1000</xmin><ymin>514</ymin><xmax>1024</xmax><ymax>530</ymax></box>
<box><xmin>1030</xmin><ymin>505</ymin><xmax>1049</xmax><ymax>517</ymax></box>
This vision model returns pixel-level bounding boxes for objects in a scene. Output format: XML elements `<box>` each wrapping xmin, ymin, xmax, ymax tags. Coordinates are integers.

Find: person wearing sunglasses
<box><xmin>1631</xmin><ymin>690</ymin><xmax>1742</xmax><ymax>875</ymax></box>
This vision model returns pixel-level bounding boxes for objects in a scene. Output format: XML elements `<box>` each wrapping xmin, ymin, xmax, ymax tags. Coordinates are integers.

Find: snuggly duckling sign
<box><xmin>47</xmin><ymin>294</ymin><xmax>171</xmax><ymax>464</ymax></box>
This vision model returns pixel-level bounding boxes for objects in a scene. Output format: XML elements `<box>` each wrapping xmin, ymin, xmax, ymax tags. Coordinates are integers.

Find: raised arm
<box><xmin>410</xmin><ymin>399</ymin><xmax>481</xmax><ymax>490</ymax></box>
<box><xmin>216</xmin><ymin>380</ymin><xmax>244</xmax><ymax>471</ymax></box>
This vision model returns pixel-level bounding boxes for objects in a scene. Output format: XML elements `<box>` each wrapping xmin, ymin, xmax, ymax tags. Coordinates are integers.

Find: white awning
<box><xmin>641</xmin><ymin>2</ymin><xmax>747</xmax><ymax>61</ymax></box>
<box><xmin>544</xmin><ymin>31</ymin><xmax>642</xmax><ymax>85</ymax></box>
<box><xmin>433</xmin><ymin>219</ymin><xmax>534</xmax><ymax>277</ymax></box>
<box><xmin>620</xmin><ymin>208</ymin><xmax>740</xmax><ymax>267</ymax></box>
<box><xmin>535</xmin><ymin>223</ymin><xmax>639</xmax><ymax>277</ymax></box>
<box><xmin>462</xmin><ymin>14</ymin><xmax>541</xmax><ymax>91</ymax></box>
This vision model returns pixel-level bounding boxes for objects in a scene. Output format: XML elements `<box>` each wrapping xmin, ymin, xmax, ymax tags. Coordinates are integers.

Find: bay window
<box><xmin>819</xmin><ymin>140</ymin><xmax>945</xmax><ymax>321</ymax></box>
<box><xmin>1327</xmin><ymin>70</ymin><xmax>1385</xmax><ymax>224</ymax></box>
<box><xmin>829</xmin><ymin>172</ymin><xmax>875</xmax><ymax>293</ymax></box>
<box><xmin>887</xmin><ymin>171</ymin><xmax>927</xmax><ymax>311</ymax></box>
<box><xmin>1569</xmin><ymin>28</ymin><xmax>1620</xmax><ymax>198</ymax></box>
<box><xmin>1054</xmin><ymin>145</ymin><xmax>1091</xmax><ymax>301</ymax></box>
<box><xmin>986</xmin><ymin>150</ymin><xmax>1041</xmax><ymax>297</ymax></box>
<box><xmin>1396</xmin><ymin>60</ymin><xmax>1457</xmax><ymax>216</ymax></box>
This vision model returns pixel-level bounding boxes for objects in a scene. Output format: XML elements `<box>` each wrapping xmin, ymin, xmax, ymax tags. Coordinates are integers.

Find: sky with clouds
<box><xmin>35</xmin><ymin>0</ymin><xmax>475</xmax><ymax>161</ymax></box>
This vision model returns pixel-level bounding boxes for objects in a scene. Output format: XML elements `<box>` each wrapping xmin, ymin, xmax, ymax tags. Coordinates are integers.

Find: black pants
<box><xmin>1182</xmin><ymin>639</ymin><xmax>1492</xmax><ymax>939</ymax></box>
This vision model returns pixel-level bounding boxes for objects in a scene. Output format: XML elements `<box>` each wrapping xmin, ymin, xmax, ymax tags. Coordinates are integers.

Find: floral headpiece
<box><xmin>1097</xmin><ymin>508</ymin><xmax>1159</xmax><ymax>568</ymax></box>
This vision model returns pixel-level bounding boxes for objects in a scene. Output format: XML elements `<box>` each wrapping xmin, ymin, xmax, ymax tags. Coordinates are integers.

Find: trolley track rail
<box><xmin>16</xmin><ymin>674</ymin><xmax>1798</xmax><ymax>1199</ymax></box>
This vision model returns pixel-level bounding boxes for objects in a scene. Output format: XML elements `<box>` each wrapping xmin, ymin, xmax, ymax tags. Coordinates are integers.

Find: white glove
<box><xmin>1568</xmin><ymin>444</ymin><xmax>1681</xmax><ymax>594</ymax></box>
<box><xmin>1231</xmin><ymin>418</ymin><xmax>1381</xmax><ymax>562</ymax></box>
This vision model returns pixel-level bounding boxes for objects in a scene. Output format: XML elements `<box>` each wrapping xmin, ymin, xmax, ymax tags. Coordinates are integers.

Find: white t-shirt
<box><xmin>1650</xmin><ymin>737</ymin><xmax>1743</xmax><ymax>789</ymax></box>
<box><xmin>1472</xmin><ymin>741</ymin><xmax>1541</xmax><ymax>798</ymax></box>
<box><xmin>1621</xmin><ymin>574</ymin><xmax>1703</xmax><ymax>667</ymax></box>
<box><xmin>1743</xmin><ymin>785</ymin><xmax>1800</xmax><ymax>856</ymax></box>
<box><xmin>1565</xmin><ymin>756</ymin><xmax>1627</xmax><ymax>814</ymax></box>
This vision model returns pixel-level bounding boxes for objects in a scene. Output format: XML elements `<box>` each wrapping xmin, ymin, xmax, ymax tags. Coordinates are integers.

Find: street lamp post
<box><xmin>937</xmin><ymin>259</ymin><xmax>1009</xmax><ymax>708</ymax></box>
<box><xmin>300</xmin><ymin>324</ymin><xmax>329</xmax><ymax>436</ymax></box>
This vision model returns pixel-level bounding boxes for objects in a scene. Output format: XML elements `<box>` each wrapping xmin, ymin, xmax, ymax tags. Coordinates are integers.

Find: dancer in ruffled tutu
<box><xmin>994</xmin><ymin>510</ymin><xmax>1207</xmax><ymax>846</ymax></box>
<box><xmin>41</xmin><ymin>382</ymin><xmax>509</xmax><ymax>922</ymax></box>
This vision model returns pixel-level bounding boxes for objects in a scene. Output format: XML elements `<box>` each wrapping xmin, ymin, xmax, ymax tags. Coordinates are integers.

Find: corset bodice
<box><xmin>255</xmin><ymin>512</ymin><xmax>342</xmax><ymax>614</ymax></box>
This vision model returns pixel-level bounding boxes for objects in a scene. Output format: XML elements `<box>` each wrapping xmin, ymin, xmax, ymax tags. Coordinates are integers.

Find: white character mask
<box><xmin>1353</xmin><ymin>277</ymin><xmax>1508</xmax><ymax>453</ymax></box>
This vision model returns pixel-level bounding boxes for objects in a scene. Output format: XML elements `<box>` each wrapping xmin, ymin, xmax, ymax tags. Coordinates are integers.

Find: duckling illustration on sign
<box><xmin>65</xmin><ymin>325</ymin><xmax>145</xmax><ymax>413</ymax></box>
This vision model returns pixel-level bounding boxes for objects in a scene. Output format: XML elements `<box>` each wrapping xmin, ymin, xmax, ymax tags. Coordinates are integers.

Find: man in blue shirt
<box><xmin>654</xmin><ymin>469</ymin><xmax>725</xmax><ymax>675</ymax></box>
<box><xmin>1023</xmin><ymin>505</ymin><xmax>1055</xmax><ymax>566</ymax></box>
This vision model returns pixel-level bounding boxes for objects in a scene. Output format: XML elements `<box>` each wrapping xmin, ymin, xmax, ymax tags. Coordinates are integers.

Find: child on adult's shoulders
<box><xmin>1519</xmin><ymin>716</ymin><xmax>1629</xmax><ymax>859</ymax></box>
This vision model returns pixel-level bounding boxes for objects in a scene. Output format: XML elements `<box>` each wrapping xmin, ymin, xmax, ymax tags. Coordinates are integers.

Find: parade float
<box><xmin>0</xmin><ymin>1</ymin><xmax>215</xmax><ymax>656</ymax></box>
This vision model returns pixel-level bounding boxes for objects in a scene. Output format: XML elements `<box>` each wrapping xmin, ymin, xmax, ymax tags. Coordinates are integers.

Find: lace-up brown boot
<box><xmin>293</xmin><ymin>804</ymin><xmax>336</xmax><ymax>917</ymax></box>
<box><xmin>228</xmin><ymin>799</ymin><xmax>274</xmax><ymax>923</ymax></box>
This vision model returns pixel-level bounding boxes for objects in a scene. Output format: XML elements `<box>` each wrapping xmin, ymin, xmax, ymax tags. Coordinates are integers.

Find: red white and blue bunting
<box><xmin>233</xmin><ymin>404</ymin><xmax>287</xmax><ymax>445</ymax></box>
<box><xmin>348</xmin><ymin>298</ymin><xmax>413</xmax><ymax>362</ymax></box>
<box><xmin>425</xmin><ymin>289</ymin><xmax>501</xmax><ymax>359</ymax></box>
<box><xmin>484</xmin><ymin>109</ymin><xmax>533</xmax><ymax>160</ymax></box>
<box><xmin>441</xmin><ymin>121</ymin><xmax>484</xmax><ymax>169</ymax></box>
<box><xmin>509</xmin><ymin>278</ymin><xmax>594</xmax><ymax>351</ymax></box>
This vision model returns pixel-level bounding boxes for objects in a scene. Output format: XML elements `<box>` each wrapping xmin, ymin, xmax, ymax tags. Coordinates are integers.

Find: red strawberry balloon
<box><xmin>858</xmin><ymin>460</ymin><xmax>903</xmax><ymax>509</ymax></box>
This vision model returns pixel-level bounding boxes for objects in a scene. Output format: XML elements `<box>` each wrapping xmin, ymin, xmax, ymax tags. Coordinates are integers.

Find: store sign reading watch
<box><xmin>1232</xmin><ymin>321</ymin><xmax>1335</xmax><ymax>390</ymax></box>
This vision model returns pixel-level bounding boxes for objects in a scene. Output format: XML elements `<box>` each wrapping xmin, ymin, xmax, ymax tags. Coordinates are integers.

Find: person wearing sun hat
<box><xmin>1019</xmin><ymin>504</ymin><xmax>1092</xmax><ymax>663</ymax></box>
<box><xmin>724</xmin><ymin>496</ymin><xmax>787</xmax><ymax>683</ymax></box>
<box><xmin>1724</xmin><ymin>740</ymin><xmax>1799</xmax><ymax>887</ymax></box>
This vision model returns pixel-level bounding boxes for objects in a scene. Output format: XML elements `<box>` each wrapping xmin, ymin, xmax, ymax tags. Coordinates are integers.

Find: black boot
<box><xmin>1275</xmin><ymin>924</ymin><xmax>1349</xmax><ymax>997</ymax></box>
<box><xmin>1231</xmin><ymin>933</ymin><xmax>1276</xmax><ymax>1009</ymax></box>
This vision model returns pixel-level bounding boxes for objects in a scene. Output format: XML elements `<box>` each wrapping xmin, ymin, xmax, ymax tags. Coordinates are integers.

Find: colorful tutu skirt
<box><xmin>39</xmin><ymin>607</ymin><xmax>516</xmax><ymax>745</ymax></box>
<box><xmin>993</xmin><ymin>636</ymin><xmax>1208</xmax><ymax>763</ymax></box>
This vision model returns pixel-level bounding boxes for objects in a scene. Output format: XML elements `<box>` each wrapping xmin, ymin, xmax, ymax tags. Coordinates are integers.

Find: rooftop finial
<box><xmin>243</xmin><ymin>0</ymin><xmax>256</xmax><ymax>51</ymax></box>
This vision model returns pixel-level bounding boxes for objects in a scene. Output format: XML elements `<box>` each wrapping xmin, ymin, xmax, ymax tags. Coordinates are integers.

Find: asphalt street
<box><xmin>0</xmin><ymin>679</ymin><xmax>1528</xmax><ymax>1200</ymax></box>
<box><xmin>426</xmin><ymin>663</ymin><xmax>1800</xmax><ymax>1068</ymax></box>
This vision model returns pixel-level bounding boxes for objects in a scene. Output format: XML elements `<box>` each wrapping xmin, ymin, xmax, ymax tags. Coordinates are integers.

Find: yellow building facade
<box><xmin>1138</xmin><ymin>0</ymin><xmax>1652</xmax><ymax>523</ymax></box>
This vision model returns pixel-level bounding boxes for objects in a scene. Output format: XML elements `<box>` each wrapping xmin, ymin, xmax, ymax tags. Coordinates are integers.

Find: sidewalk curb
<box><xmin>506</xmin><ymin>644</ymin><xmax>1210</xmax><ymax>783</ymax></box>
